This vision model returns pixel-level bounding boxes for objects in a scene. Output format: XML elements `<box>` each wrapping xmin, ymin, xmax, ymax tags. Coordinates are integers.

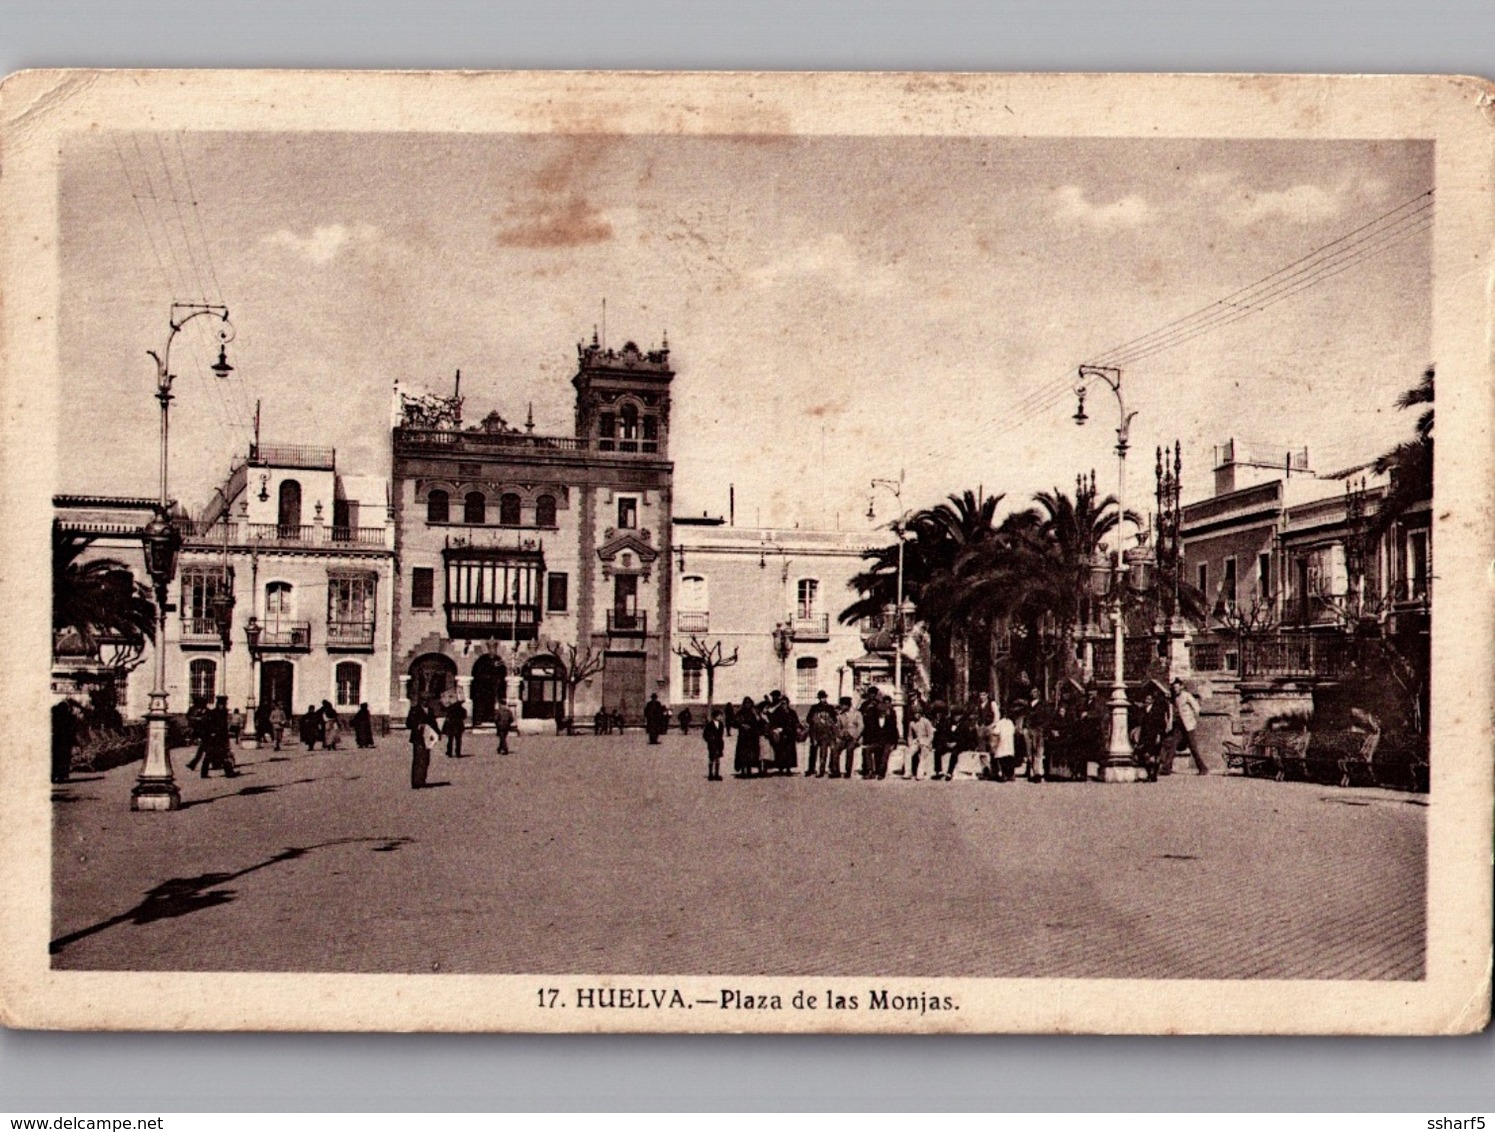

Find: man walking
<box><xmin>644</xmin><ymin>693</ymin><xmax>669</xmax><ymax>745</ymax></box>
<box><xmin>494</xmin><ymin>698</ymin><xmax>514</xmax><ymax>755</ymax></box>
<box><xmin>1170</xmin><ymin>677</ymin><xmax>1209</xmax><ymax>775</ymax></box>
<box><xmin>406</xmin><ymin>697</ymin><xmax>433</xmax><ymax>789</ymax></box>
<box><xmin>443</xmin><ymin>698</ymin><xmax>467</xmax><ymax>758</ymax></box>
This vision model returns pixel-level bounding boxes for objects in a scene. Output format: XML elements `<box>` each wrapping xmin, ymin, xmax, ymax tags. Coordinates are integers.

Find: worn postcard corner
<box><xmin>0</xmin><ymin>69</ymin><xmax>1491</xmax><ymax>1034</ymax></box>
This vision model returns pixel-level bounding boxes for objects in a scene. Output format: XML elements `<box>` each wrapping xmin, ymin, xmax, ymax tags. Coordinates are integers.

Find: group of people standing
<box><xmin>695</xmin><ymin>677</ymin><xmax>1212</xmax><ymax>784</ymax></box>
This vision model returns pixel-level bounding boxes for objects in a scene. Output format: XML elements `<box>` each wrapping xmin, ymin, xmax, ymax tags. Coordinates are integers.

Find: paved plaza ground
<box><xmin>50</xmin><ymin>729</ymin><xmax>1426</xmax><ymax>979</ymax></box>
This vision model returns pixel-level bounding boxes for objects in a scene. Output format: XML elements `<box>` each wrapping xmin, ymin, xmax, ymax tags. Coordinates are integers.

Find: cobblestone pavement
<box><xmin>50</xmin><ymin>729</ymin><xmax>1426</xmax><ymax>979</ymax></box>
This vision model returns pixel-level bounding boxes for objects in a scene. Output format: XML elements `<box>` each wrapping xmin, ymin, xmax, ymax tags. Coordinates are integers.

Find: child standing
<box><xmin>703</xmin><ymin>707</ymin><xmax>726</xmax><ymax>781</ymax></box>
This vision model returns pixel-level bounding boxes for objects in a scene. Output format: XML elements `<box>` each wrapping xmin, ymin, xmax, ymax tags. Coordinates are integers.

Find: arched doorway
<box><xmin>521</xmin><ymin>654</ymin><xmax>564</xmax><ymax>721</ymax></box>
<box><xmin>260</xmin><ymin>659</ymin><xmax>294</xmax><ymax>714</ymax></box>
<box><xmin>470</xmin><ymin>654</ymin><xmax>506</xmax><ymax>726</ymax></box>
<box><xmin>408</xmin><ymin>653</ymin><xmax>457</xmax><ymax>707</ymax></box>
<box><xmin>277</xmin><ymin>479</ymin><xmax>302</xmax><ymax>535</ymax></box>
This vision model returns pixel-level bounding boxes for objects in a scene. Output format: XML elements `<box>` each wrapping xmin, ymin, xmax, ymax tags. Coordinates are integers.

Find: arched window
<box><xmin>618</xmin><ymin>403</ymin><xmax>640</xmax><ymax>452</ymax></box>
<box><xmin>535</xmin><ymin>493</ymin><xmax>557</xmax><ymax>527</ymax></box>
<box><xmin>277</xmin><ymin>479</ymin><xmax>302</xmax><ymax>535</ymax></box>
<box><xmin>334</xmin><ymin>661</ymin><xmax>362</xmax><ymax>708</ymax></box>
<box><xmin>427</xmin><ymin>489</ymin><xmax>449</xmax><ymax>524</ymax></box>
<box><xmin>499</xmin><ymin>492</ymin><xmax>522</xmax><ymax>526</ymax></box>
<box><xmin>265</xmin><ymin>581</ymin><xmax>294</xmax><ymax>628</ymax></box>
<box><xmin>188</xmin><ymin>658</ymin><xmax>217</xmax><ymax>704</ymax></box>
<box><xmin>463</xmin><ymin>491</ymin><xmax>486</xmax><ymax>524</ymax></box>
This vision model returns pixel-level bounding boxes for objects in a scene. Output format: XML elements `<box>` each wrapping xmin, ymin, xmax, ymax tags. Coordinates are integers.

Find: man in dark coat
<box><xmin>406</xmin><ymin>698</ymin><xmax>432</xmax><ymax>789</ymax></box>
<box><xmin>805</xmin><ymin>690</ymin><xmax>838</xmax><ymax>777</ymax></box>
<box><xmin>703</xmin><ymin>708</ymin><xmax>726</xmax><ymax>781</ymax></box>
<box><xmin>443</xmin><ymin>698</ymin><xmax>467</xmax><ymax>758</ymax></box>
<box><xmin>643</xmin><ymin>693</ymin><xmax>669</xmax><ymax>744</ymax></box>
<box><xmin>51</xmin><ymin>699</ymin><xmax>78</xmax><ymax>784</ymax></box>
<box><xmin>201</xmin><ymin>695</ymin><xmax>237</xmax><ymax>777</ymax></box>
<box><xmin>493</xmin><ymin>699</ymin><xmax>515</xmax><ymax>755</ymax></box>
<box><xmin>300</xmin><ymin>704</ymin><xmax>321</xmax><ymax>750</ymax></box>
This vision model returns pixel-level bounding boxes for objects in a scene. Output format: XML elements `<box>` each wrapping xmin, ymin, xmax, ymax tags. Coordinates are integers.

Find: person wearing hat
<box><xmin>832</xmin><ymin>695</ymin><xmax>861</xmax><ymax>779</ymax></box>
<box><xmin>805</xmin><ymin>690</ymin><xmax>838</xmax><ymax>777</ymax></box>
<box><xmin>1170</xmin><ymin>678</ymin><xmax>1208</xmax><ymax>775</ymax></box>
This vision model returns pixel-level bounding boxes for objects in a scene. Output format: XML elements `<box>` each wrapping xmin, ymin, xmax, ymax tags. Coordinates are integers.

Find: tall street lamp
<box><xmin>771</xmin><ymin>621</ymin><xmax>795</xmax><ymax>695</ymax></box>
<box><xmin>1074</xmin><ymin>364</ymin><xmax>1143</xmax><ymax>783</ymax></box>
<box><xmin>868</xmin><ymin>469</ymin><xmax>907</xmax><ymax>732</ymax></box>
<box><xmin>132</xmin><ymin>303</ymin><xmax>235</xmax><ymax>812</ymax></box>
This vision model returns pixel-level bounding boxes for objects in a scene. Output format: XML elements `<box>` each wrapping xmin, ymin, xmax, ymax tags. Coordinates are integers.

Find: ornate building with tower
<box><xmin>389</xmin><ymin>334</ymin><xmax>676</xmax><ymax>728</ymax></box>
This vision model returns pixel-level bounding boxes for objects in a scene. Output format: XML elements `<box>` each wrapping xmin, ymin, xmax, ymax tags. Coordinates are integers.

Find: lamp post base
<box><xmin>130</xmin><ymin>779</ymin><xmax>181</xmax><ymax>811</ymax></box>
<box><xmin>1098</xmin><ymin>761</ymin><xmax>1146</xmax><ymax>784</ymax></box>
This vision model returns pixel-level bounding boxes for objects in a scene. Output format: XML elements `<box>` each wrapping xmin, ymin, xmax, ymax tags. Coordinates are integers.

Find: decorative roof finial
<box><xmin>525</xmin><ymin>401</ymin><xmax>535</xmax><ymax>433</ymax></box>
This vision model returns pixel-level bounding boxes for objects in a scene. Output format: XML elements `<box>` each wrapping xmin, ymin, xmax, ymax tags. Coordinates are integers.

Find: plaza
<box><xmin>51</xmin><ymin>731</ymin><xmax>1426</xmax><ymax>980</ymax></box>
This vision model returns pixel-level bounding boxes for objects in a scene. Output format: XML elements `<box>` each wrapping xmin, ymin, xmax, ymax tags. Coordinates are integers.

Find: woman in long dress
<box><xmin>352</xmin><ymin>703</ymin><xmax>375</xmax><ymax>748</ymax></box>
<box><xmin>733</xmin><ymin>697</ymin><xmax>762</xmax><ymax>778</ymax></box>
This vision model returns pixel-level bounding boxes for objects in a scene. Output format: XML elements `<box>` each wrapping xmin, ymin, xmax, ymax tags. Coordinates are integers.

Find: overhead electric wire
<box><xmin>985</xmin><ymin>186</ymin><xmax>1434</xmax><ymax>446</ymax></box>
<box><xmin>1086</xmin><ymin>189</ymin><xmax>1432</xmax><ymax>367</ymax></box>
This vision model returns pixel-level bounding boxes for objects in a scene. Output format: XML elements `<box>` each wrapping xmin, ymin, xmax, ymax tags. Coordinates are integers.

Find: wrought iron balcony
<box><xmin>179</xmin><ymin>616</ymin><xmax>226</xmax><ymax>648</ymax></box>
<box><xmin>676</xmin><ymin>610</ymin><xmax>710</xmax><ymax>634</ymax></box>
<box><xmin>256</xmin><ymin>621</ymin><xmax>312</xmax><ymax>652</ymax></box>
<box><xmin>792</xmin><ymin>612</ymin><xmax>830</xmax><ymax>640</ymax></box>
<box><xmin>326</xmin><ymin>620</ymin><xmax>376</xmax><ymax>651</ymax></box>
<box><xmin>1239</xmin><ymin>632</ymin><xmax>1354</xmax><ymax>680</ymax></box>
<box><xmin>607</xmin><ymin>609</ymin><xmax>648</xmax><ymax>638</ymax></box>
<box><xmin>444</xmin><ymin>602</ymin><xmax>540</xmax><ymax>641</ymax></box>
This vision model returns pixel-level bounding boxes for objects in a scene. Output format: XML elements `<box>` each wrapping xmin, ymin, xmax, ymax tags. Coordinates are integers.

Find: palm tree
<box><xmin>1371</xmin><ymin>364</ymin><xmax>1433</xmax><ymax>535</ymax></box>
<box><xmin>839</xmin><ymin>489</ymin><xmax>1004</xmax><ymax>695</ymax></box>
<box><xmin>53</xmin><ymin>525</ymin><xmax>157</xmax><ymax>656</ymax></box>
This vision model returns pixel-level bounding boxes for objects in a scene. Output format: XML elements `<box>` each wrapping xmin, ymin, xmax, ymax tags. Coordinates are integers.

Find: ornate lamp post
<box><xmin>243</xmin><ymin>614</ymin><xmax>263</xmax><ymax>748</ymax></box>
<box><xmin>771</xmin><ymin>621</ymin><xmax>795</xmax><ymax>695</ymax></box>
<box><xmin>1074</xmin><ymin>364</ymin><xmax>1142</xmax><ymax>782</ymax></box>
<box><xmin>868</xmin><ymin>469</ymin><xmax>907</xmax><ymax>730</ymax></box>
<box><xmin>131</xmin><ymin>303</ymin><xmax>234</xmax><ymax>812</ymax></box>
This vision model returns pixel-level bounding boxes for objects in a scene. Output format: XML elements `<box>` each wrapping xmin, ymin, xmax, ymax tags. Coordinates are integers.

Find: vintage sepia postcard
<box><xmin>0</xmin><ymin>70</ymin><xmax>1490</xmax><ymax>1033</ymax></box>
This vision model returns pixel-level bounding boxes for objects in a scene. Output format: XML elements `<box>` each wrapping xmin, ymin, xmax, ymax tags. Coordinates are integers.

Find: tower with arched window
<box><xmin>391</xmin><ymin>334</ymin><xmax>677</xmax><ymax>730</ymax></box>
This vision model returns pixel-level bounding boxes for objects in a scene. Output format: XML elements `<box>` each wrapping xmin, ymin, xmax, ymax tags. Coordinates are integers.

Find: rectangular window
<box><xmin>335</xmin><ymin>662</ymin><xmax>362</xmax><ymax>707</ymax></box>
<box><xmin>1196</xmin><ymin>563</ymin><xmax>1208</xmax><ymax>600</ymax></box>
<box><xmin>411</xmin><ymin>567</ymin><xmax>434</xmax><ymax>609</ymax></box>
<box><xmin>181</xmin><ymin>567</ymin><xmax>233</xmax><ymax>636</ymax></box>
<box><xmin>547</xmin><ymin>572</ymin><xmax>569</xmax><ymax>612</ymax></box>
<box><xmin>681</xmin><ymin>656</ymin><xmax>703</xmax><ymax>700</ymax></box>
<box><xmin>1222</xmin><ymin>557</ymin><xmax>1237</xmax><ymax>612</ymax></box>
<box><xmin>1258</xmin><ymin>552</ymin><xmax>1272</xmax><ymax>599</ymax></box>
<box><xmin>795</xmin><ymin>657</ymin><xmax>819</xmax><ymax>703</ymax></box>
<box><xmin>328</xmin><ymin>573</ymin><xmax>376</xmax><ymax>622</ymax></box>
<box><xmin>598</xmin><ymin>412</ymin><xmax>616</xmax><ymax>452</ymax></box>
<box><xmin>797</xmin><ymin>578</ymin><xmax>820</xmax><ymax>620</ymax></box>
<box><xmin>1407</xmin><ymin>529</ymin><xmax>1429</xmax><ymax>598</ymax></box>
<box><xmin>617</xmin><ymin>496</ymin><xmax>638</xmax><ymax>530</ymax></box>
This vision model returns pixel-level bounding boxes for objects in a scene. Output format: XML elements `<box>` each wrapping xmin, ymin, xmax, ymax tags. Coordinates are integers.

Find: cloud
<box><xmin>261</xmin><ymin>223</ymin><xmax>379</xmax><ymax>264</ymax></box>
<box><xmin>1227</xmin><ymin>183</ymin><xmax>1345</xmax><ymax>226</ymax></box>
<box><xmin>747</xmin><ymin>233</ymin><xmax>900</xmax><ymax>296</ymax></box>
<box><xmin>1052</xmin><ymin>185</ymin><xmax>1152</xmax><ymax>229</ymax></box>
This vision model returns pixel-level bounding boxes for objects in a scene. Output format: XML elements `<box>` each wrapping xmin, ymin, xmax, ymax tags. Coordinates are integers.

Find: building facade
<box><xmin>390</xmin><ymin>336</ymin><xmax>676</xmax><ymax>728</ymax></box>
<box><xmin>667</xmin><ymin>520</ymin><xmax>881</xmax><ymax>710</ymax></box>
<box><xmin>54</xmin><ymin>443</ymin><xmax>395</xmax><ymax>726</ymax></box>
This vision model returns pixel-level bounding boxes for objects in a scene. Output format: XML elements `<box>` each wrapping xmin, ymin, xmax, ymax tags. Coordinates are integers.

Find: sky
<box><xmin>58</xmin><ymin>132</ymin><xmax>1432</xmax><ymax>532</ymax></box>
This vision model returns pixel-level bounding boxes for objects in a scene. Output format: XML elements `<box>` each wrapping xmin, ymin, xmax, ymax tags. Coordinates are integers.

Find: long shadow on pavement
<box><xmin>49</xmin><ymin>836</ymin><xmax>413</xmax><ymax>957</ymax></box>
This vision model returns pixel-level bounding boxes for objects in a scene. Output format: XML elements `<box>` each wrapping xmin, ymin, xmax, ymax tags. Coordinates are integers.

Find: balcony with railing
<box><xmin>607</xmin><ymin>609</ymin><xmax>648</xmax><ymax>638</ymax></box>
<box><xmin>179</xmin><ymin>616</ymin><xmax>226</xmax><ymax>649</ymax></box>
<box><xmin>444</xmin><ymin>602</ymin><xmax>540</xmax><ymax>641</ymax></box>
<box><xmin>257</xmin><ymin>621</ymin><xmax>312</xmax><ymax>652</ymax></box>
<box><xmin>792</xmin><ymin>612</ymin><xmax>830</xmax><ymax>641</ymax></box>
<box><xmin>249</xmin><ymin>443</ymin><xmax>336</xmax><ymax>470</ymax></box>
<box><xmin>676</xmin><ymin>609</ymin><xmax>710</xmax><ymax>634</ymax></box>
<box><xmin>326</xmin><ymin>620</ymin><xmax>376</xmax><ymax>651</ymax></box>
<box><xmin>1239</xmin><ymin>632</ymin><xmax>1354</xmax><ymax>680</ymax></box>
<box><xmin>396</xmin><ymin>428</ymin><xmax>592</xmax><ymax>456</ymax></box>
<box><xmin>180</xmin><ymin>520</ymin><xmax>391</xmax><ymax>550</ymax></box>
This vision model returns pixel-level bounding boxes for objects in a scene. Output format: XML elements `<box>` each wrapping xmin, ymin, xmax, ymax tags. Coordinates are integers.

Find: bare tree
<box><xmin>545</xmin><ymin>639</ymin><xmax>606</xmax><ymax>732</ymax></box>
<box><xmin>671</xmin><ymin>636</ymin><xmax>739</xmax><ymax>706</ymax></box>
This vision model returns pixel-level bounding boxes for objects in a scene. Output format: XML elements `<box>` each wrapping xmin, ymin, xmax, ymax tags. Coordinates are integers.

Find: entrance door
<box><xmin>470</xmin><ymin>655</ymin><xmax>505</xmax><ymax>726</ymax></box>
<box><xmin>409</xmin><ymin>653</ymin><xmax>457</xmax><ymax>706</ymax></box>
<box><xmin>600</xmin><ymin>652</ymin><xmax>646</xmax><ymax>725</ymax></box>
<box><xmin>260</xmin><ymin>660</ymin><xmax>294</xmax><ymax>714</ymax></box>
